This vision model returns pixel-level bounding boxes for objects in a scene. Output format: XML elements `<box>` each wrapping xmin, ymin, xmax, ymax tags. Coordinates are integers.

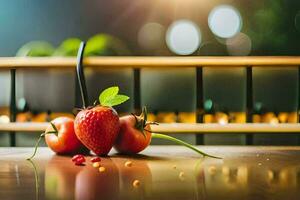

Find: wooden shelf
<box><xmin>0</xmin><ymin>56</ymin><xmax>300</xmax><ymax>69</ymax></box>
<box><xmin>1</xmin><ymin>122</ymin><xmax>300</xmax><ymax>133</ymax></box>
<box><xmin>0</xmin><ymin>122</ymin><xmax>49</xmax><ymax>132</ymax></box>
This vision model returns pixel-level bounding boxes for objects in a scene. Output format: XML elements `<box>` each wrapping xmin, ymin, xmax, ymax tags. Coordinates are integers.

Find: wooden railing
<box><xmin>1</xmin><ymin>56</ymin><xmax>300</xmax><ymax>68</ymax></box>
<box><xmin>0</xmin><ymin>56</ymin><xmax>300</xmax><ymax>146</ymax></box>
<box><xmin>1</xmin><ymin>122</ymin><xmax>300</xmax><ymax>133</ymax></box>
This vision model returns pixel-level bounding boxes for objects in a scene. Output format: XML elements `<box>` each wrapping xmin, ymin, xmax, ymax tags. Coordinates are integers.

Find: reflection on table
<box><xmin>0</xmin><ymin>147</ymin><xmax>300</xmax><ymax>200</ymax></box>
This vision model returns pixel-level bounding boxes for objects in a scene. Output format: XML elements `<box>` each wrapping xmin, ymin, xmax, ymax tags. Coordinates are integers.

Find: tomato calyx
<box><xmin>132</xmin><ymin>107</ymin><xmax>148</xmax><ymax>138</ymax></box>
<box><xmin>47</xmin><ymin>122</ymin><xmax>59</xmax><ymax>135</ymax></box>
<box><xmin>132</xmin><ymin>107</ymin><xmax>158</xmax><ymax>138</ymax></box>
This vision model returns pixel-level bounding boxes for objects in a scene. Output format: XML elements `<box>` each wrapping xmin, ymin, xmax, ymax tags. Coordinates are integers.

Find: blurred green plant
<box><xmin>84</xmin><ymin>34</ymin><xmax>130</xmax><ymax>56</ymax></box>
<box><xmin>16</xmin><ymin>34</ymin><xmax>130</xmax><ymax>57</ymax></box>
<box><xmin>248</xmin><ymin>0</ymin><xmax>287</xmax><ymax>51</ymax></box>
<box><xmin>52</xmin><ymin>38</ymin><xmax>81</xmax><ymax>56</ymax></box>
<box><xmin>16</xmin><ymin>41</ymin><xmax>54</xmax><ymax>57</ymax></box>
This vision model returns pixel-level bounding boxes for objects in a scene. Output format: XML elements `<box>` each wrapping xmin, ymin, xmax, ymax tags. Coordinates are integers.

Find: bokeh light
<box><xmin>204</xmin><ymin>99</ymin><xmax>213</xmax><ymax>111</ymax></box>
<box><xmin>0</xmin><ymin>115</ymin><xmax>9</xmax><ymax>123</ymax></box>
<box><xmin>138</xmin><ymin>22</ymin><xmax>165</xmax><ymax>50</ymax></box>
<box><xmin>226</xmin><ymin>33</ymin><xmax>252</xmax><ymax>56</ymax></box>
<box><xmin>166</xmin><ymin>20</ymin><xmax>201</xmax><ymax>55</ymax></box>
<box><xmin>208</xmin><ymin>5</ymin><xmax>242</xmax><ymax>38</ymax></box>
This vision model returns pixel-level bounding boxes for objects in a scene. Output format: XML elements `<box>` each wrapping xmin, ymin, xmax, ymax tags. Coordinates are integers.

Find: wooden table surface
<box><xmin>1</xmin><ymin>146</ymin><xmax>300</xmax><ymax>200</ymax></box>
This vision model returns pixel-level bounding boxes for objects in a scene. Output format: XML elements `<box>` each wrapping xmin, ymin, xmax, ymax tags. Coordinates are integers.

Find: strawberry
<box><xmin>75</xmin><ymin>106</ymin><xmax>119</xmax><ymax>155</ymax></box>
<box><xmin>74</xmin><ymin>86</ymin><xmax>129</xmax><ymax>156</ymax></box>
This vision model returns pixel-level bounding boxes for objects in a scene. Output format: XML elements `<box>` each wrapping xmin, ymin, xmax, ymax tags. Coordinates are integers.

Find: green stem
<box><xmin>27</xmin><ymin>123</ymin><xmax>58</xmax><ymax>160</ymax></box>
<box><xmin>151</xmin><ymin>133</ymin><xmax>222</xmax><ymax>159</ymax></box>
<box><xmin>27</xmin><ymin>133</ymin><xmax>45</xmax><ymax>160</ymax></box>
<box><xmin>27</xmin><ymin>159</ymin><xmax>40</xmax><ymax>200</ymax></box>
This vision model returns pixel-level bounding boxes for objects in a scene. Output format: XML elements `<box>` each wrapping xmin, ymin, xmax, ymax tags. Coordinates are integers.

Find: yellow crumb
<box><xmin>125</xmin><ymin>161</ymin><xmax>133</xmax><ymax>167</ymax></box>
<box><xmin>208</xmin><ymin>166</ymin><xmax>217</xmax><ymax>175</ymax></box>
<box><xmin>133</xmin><ymin>180</ymin><xmax>140</xmax><ymax>188</ymax></box>
<box><xmin>92</xmin><ymin>162</ymin><xmax>100</xmax><ymax>168</ymax></box>
<box><xmin>179</xmin><ymin>172</ymin><xmax>185</xmax><ymax>181</ymax></box>
<box><xmin>99</xmin><ymin>166</ymin><xmax>106</xmax><ymax>172</ymax></box>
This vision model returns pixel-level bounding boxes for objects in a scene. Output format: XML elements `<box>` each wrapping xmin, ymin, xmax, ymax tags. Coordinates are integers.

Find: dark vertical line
<box><xmin>133</xmin><ymin>68</ymin><xmax>141</xmax><ymax>113</ymax></box>
<box><xmin>9</xmin><ymin>69</ymin><xmax>16</xmax><ymax>147</ymax></box>
<box><xmin>298</xmin><ymin>66</ymin><xmax>300</xmax><ymax>145</ymax></box>
<box><xmin>246</xmin><ymin>66</ymin><xmax>253</xmax><ymax>145</ymax></box>
<box><xmin>75</xmin><ymin>42</ymin><xmax>89</xmax><ymax>108</ymax></box>
<box><xmin>298</xmin><ymin>66</ymin><xmax>300</xmax><ymax>123</ymax></box>
<box><xmin>196</xmin><ymin>67</ymin><xmax>204</xmax><ymax>145</ymax></box>
<box><xmin>75</xmin><ymin>73</ymin><xmax>81</xmax><ymax>109</ymax></box>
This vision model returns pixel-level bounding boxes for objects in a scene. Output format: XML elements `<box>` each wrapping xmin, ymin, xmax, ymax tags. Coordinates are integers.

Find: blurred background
<box><xmin>0</xmin><ymin>0</ymin><xmax>299</xmax><ymax>146</ymax></box>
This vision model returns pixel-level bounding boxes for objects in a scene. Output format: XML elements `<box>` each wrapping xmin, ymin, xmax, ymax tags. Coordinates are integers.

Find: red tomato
<box><xmin>114</xmin><ymin>115</ymin><xmax>151</xmax><ymax>154</ymax></box>
<box><xmin>45</xmin><ymin>117</ymin><xmax>87</xmax><ymax>154</ymax></box>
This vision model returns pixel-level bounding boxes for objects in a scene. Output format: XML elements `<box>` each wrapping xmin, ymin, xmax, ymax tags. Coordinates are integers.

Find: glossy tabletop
<box><xmin>1</xmin><ymin>146</ymin><xmax>300</xmax><ymax>200</ymax></box>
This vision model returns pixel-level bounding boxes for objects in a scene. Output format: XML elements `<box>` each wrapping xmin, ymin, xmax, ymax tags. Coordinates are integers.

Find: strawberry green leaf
<box><xmin>99</xmin><ymin>86</ymin><xmax>119</xmax><ymax>105</ymax></box>
<box><xmin>103</xmin><ymin>95</ymin><xmax>129</xmax><ymax>107</ymax></box>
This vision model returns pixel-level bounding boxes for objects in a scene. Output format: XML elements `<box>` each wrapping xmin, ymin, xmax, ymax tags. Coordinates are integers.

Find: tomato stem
<box><xmin>27</xmin><ymin>133</ymin><xmax>45</xmax><ymax>160</ymax></box>
<box><xmin>27</xmin><ymin>123</ymin><xmax>58</xmax><ymax>160</ymax></box>
<box><xmin>151</xmin><ymin>133</ymin><xmax>222</xmax><ymax>159</ymax></box>
<box><xmin>27</xmin><ymin>159</ymin><xmax>40</xmax><ymax>199</ymax></box>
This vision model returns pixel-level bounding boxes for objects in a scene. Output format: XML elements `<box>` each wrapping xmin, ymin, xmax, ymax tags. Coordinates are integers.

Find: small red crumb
<box><xmin>72</xmin><ymin>154</ymin><xmax>85</xmax><ymax>165</ymax></box>
<box><xmin>90</xmin><ymin>157</ymin><xmax>101</xmax><ymax>163</ymax></box>
<box><xmin>74</xmin><ymin>161</ymin><xmax>85</xmax><ymax>166</ymax></box>
<box><xmin>72</xmin><ymin>154</ymin><xmax>85</xmax><ymax>162</ymax></box>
